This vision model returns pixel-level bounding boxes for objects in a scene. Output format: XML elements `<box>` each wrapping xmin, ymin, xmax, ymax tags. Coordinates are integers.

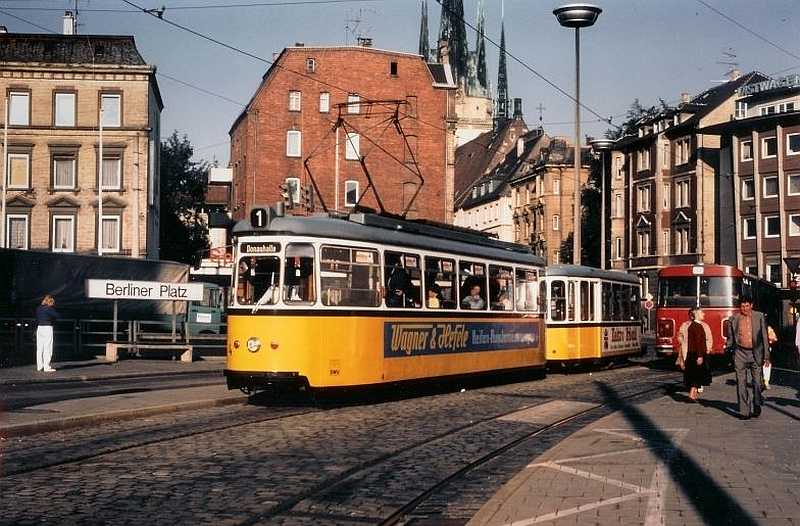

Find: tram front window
<box><xmin>699</xmin><ymin>277</ymin><xmax>742</xmax><ymax>307</ymax></box>
<box><xmin>284</xmin><ymin>243</ymin><xmax>315</xmax><ymax>304</ymax></box>
<box><xmin>237</xmin><ymin>256</ymin><xmax>281</xmax><ymax>307</ymax></box>
<box><xmin>657</xmin><ymin>277</ymin><xmax>697</xmax><ymax>307</ymax></box>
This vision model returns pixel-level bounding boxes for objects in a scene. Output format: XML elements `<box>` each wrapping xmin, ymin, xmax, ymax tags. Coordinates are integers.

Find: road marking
<box><xmin>498</xmin><ymin>400</ymin><xmax>597</xmax><ymax>425</ymax></box>
<box><xmin>502</xmin><ymin>427</ymin><xmax>689</xmax><ymax>526</ymax></box>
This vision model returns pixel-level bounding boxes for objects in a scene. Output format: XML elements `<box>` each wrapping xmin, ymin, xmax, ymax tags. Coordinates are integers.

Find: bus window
<box><xmin>459</xmin><ymin>260</ymin><xmax>487</xmax><ymax>310</ymax></box>
<box><xmin>237</xmin><ymin>256</ymin><xmax>281</xmax><ymax>306</ymax></box>
<box><xmin>284</xmin><ymin>243</ymin><xmax>316</xmax><ymax>304</ymax></box>
<box><xmin>385</xmin><ymin>251</ymin><xmax>422</xmax><ymax>308</ymax></box>
<box><xmin>489</xmin><ymin>265</ymin><xmax>514</xmax><ymax>311</ymax></box>
<box><xmin>320</xmin><ymin>246</ymin><xmax>381</xmax><ymax>307</ymax></box>
<box><xmin>551</xmin><ymin>280</ymin><xmax>566</xmax><ymax>321</ymax></box>
<box><xmin>580</xmin><ymin>281</ymin><xmax>595</xmax><ymax>321</ymax></box>
<box><xmin>699</xmin><ymin>277</ymin><xmax>742</xmax><ymax>307</ymax></box>
<box><xmin>567</xmin><ymin>281</ymin><xmax>576</xmax><ymax>321</ymax></box>
<box><xmin>515</xmin><ymin>268</ymin><xmax>538</xmax><ymax>312</ymax></box>
<box><xmin>602</xmin><ymin>282</ymin><xmax>613</xmax><ymax>321</ymax></box>
<box><xmin>424</xmin><ymin>256</ymin><xmax>457</xmax><ymax>309</ymax></box>
<box><xmin>657</xmin><ymin>277</ymin><xmax>697</xmax><ymax>307</ymax></box>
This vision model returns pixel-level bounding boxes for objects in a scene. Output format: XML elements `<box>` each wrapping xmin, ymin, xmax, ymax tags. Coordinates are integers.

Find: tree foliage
<box><xmin>559</xmin><ymin>155</ymin><xmax>602</xmax><ymax>267</ymax></box>
<box><xmin>159</xmin><ymin>131</ymin><xmax>209</xmax><ymax>265</ymax></box>
<box><xmin>605</xmin><ymin>98</ymin><xmax>654</xmax><ymax>140</ymax></box>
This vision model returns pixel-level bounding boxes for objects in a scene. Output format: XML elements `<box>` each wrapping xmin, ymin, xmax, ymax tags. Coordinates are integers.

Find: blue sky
<box><xmin>1</xmin><ymin>0</ymin><xmax>798</xmax><ymax>165</ymax></box>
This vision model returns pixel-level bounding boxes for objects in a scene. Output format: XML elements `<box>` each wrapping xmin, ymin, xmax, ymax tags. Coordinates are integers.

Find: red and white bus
<box><xmin>655</xmin><ymin>264</ymin><xmax>780</xmax><ymax>356</ymax></box>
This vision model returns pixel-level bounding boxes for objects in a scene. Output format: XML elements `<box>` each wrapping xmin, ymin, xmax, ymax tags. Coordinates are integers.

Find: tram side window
<box><xmin>551</xmin><ymin>280</ymin><xmax>567</xmax><ymax>321</ymax></box>
<box><xmin>237</xmin><ymin>256</ymin><xmax>281</xmax><ymax>306</ymax></box>
<box><xmin>489</xmin><ymin>265</ymin><xmax>514</xmax><ymax>311</ymax></box>
<box><xmin>320</xmin><ymin>246</ymin><xmax>381</xmax><ymax>307</ymax></box>
<box><xmin>515</xmin><ymin>268</ymin><xmax>538</xmax><ymax>312</ymax></box>
<box><xmin>459</xmin><ymin>260</ymin><xmax>487</xmax><ymax>310</ymax></box>
<box><xmin>424</xmin><ymin>256</ymin><xmax>457</xmax><ymax>309</ymax></box>
<box><xmin>602</xmin><ymin>282</ymin><xmax>614</xmax><ymax>321</ymax></box>
<box><xmin>284</xmin><ymin>243</ymin><xmax>316</xmax><ymax>304</ymax></box>
<box><xmin>385</xmin><ymin>251</ymin><xmax>422</xmax><ymax>308</ymax></box>
<box><xmin>567</xmin><ymin>281</ymin><xmax>576</xmax><ymax>321</ymax></box>
<box><xmin>630</xmin><ymin>285</ymin><xmax>641</xmax><ymax>320</ymax></box>
<box><xmin>580</xmin><ymin>281</ymin><xmax>595</xmax><ymax>321</ymax></box>
<box><xmin>614</xmin><ymin>283</ymin><xmax>627</xmax><ymax>321</ymax></box>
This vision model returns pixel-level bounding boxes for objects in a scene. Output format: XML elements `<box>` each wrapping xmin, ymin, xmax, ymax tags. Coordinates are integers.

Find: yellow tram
<box><xmin>544</xmin><ymin>265</ymin><xmax>642</xmax><ymax>365</ymax></box>
<box><xmin>225</xmin><ymin>210</ymin><xmax>547</xmax><ymax>392</ymax></box>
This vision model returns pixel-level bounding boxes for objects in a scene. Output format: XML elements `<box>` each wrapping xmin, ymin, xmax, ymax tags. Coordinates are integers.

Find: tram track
<box><xmin>243</xmin><ymin>369</ymin><xmax>682</xmax><ymax>525</ymax></box>
<box><xmin>1</xmin><ymin>404</ymin><xmax>319</xmax><ymax>478</ymax></box>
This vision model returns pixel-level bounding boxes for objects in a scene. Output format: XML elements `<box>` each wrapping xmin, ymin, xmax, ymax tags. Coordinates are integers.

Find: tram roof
<box><xmin>233</xmin><ymin>212</ymin><xmax>546</xmax><ymax>267</ymax></box>
<box><xmin>545</xmin><ymin>265</ymin><xmax>640</xmax><ymax>284</ymax></box>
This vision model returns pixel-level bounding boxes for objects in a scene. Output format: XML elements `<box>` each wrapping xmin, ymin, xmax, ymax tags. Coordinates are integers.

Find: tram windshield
<box><xmin>284</xmin><ymin>243</ymin><xmax>315</xmax><ymax>304</ymax></box>
<box><xmin>237</xmin><ymin>256</ymin><xmax>281</xmax><ymax>307</ymax></box>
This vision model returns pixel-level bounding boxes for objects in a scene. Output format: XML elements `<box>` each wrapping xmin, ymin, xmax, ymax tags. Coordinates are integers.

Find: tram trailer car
<box><xmin>655</xmin><ymin>265</ymin><xmax>780</xmax><ymax>358</ymax></box>
<box><xmin>543</xmin><ymin>265</ymin><xmax>643</xmax><ymax>366</ymax></box>
<box><xmin>224</xmin><ymin>210</ymin><xmax>547</xmax><ymax>393</ymax></box>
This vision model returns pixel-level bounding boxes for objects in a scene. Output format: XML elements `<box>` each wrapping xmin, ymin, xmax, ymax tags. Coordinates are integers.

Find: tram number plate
<box><xmin>384</xmin><ymin>321</ymin><xmax>540</xmax><ymax>358</ymax></box>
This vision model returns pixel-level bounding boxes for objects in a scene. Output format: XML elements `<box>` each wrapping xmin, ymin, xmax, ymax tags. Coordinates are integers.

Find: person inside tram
<box><xmin>426</xmin><ymin>284</ymin><xmax>441</xmax><ymax>309</ymax></box>
<box><xmin>496</xmin><ymin>290</ymin><xmax>513</xmax><ymax>311</ymax></box>
<box><xmin>462</xmin><ymin>284</ymin><xmax>486</xmax><ymax>310</ymax></box>
<box><xmin>386</xmin><ymin>261</ymin><xmax>412</xmax><ymax>308</ymax></box>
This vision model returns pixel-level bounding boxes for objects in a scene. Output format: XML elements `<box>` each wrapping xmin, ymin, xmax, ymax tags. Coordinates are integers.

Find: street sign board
<box><xmin>85</xmin><ymin>279</ymin><xmax>203</xmax><ymax>301</ymax></box>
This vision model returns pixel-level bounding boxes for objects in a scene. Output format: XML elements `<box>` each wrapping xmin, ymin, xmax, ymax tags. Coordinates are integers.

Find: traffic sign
<box><xmin>643</xmin><ymin>299</ymin><xmax>654</xmax><ymax>311</ymax></box>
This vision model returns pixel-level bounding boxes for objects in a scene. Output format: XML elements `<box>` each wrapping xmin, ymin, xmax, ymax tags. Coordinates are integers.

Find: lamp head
<box><xmin>553</xmin><ymin>4</ymin><xmax>602</xmax><ymax>28</ymax></box>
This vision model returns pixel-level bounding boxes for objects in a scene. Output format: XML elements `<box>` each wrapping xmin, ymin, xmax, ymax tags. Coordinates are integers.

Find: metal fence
<box><xmin>0</xmin><ymin>317</ymin><xmax>226</xmax><ymax>368</ymax></box>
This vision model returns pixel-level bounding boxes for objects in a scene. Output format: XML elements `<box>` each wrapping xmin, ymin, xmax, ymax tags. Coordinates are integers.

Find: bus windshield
<box><xmin>658</xmin><ymin>276</ymin><xmax>743</xmax><ymax>307</ymax></box>
<box><xmin>699</xmin><ymin>277</ymin><xmax>742</xmax><ymax>307</ymax></box>
<box><xmin>657</xmin><ymin>277</ymin><xmax>697</xmax><ymax>307</ymax></box>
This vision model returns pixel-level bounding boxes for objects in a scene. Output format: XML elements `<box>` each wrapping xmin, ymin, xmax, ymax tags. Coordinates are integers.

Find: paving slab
<box><xmin>470</xmin><ymin>369</ymin><xmax>800</xmax><ymax>526</ymax></box>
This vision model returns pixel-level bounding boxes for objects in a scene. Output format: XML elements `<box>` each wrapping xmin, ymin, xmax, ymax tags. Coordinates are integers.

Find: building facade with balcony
<box><xmin>700</xmin><ymin>73</ymin><xmax>800</xmax><ymax>287</ymax></box>
<box><xmin>1</xmin><ymin>31</ymin><xmax>162</xmax><ymax>258</ymax></box>
<box><xmin>228</xmin><ymin>44</ymin><xmax>456</xmax><ymax>223</ymax></box>
<box><xmin>609</xmin><ymin>72</ymin><xmax>767</xmax><ymax>304</ymax></box>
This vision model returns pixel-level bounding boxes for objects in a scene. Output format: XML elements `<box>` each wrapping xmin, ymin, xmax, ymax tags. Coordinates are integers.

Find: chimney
<box><xmin>357</xmin><ymin>37</ymin><xmax>373</xmax><ymax>47</ymax></box>
<box><xmin>680</xmin><ymin>92</ymin><xmax>690</xmax><ymax>104</ymax></box>
<box><xmin>727</xmin><ymin>68</ymin><xmax>741</xmax><ymax>81</ymax></box>
<box><xmin>63</xmin><ymin>11</ymin><xmax>75</xmax><ymax>35</ymax></box>
<box><xmin>294</xmin><ymin>42</ymin><xmax>305</xmax><ymax>47</ymax></box>
<box><xmin>517</xmin><ymin>137</ymin><xmax>525</xmax><ymax>158</ymax></box>
<box><xmin>0</xmin><ymin>26</ymin><xmax>7</xmax><ymax>34</ymax></box>
<box><xmin>272</xmin><ymin>52</ymin><xmax>280</xmax><ymax>61</ymax></box>
<box><xmin>513</xmin><ymin>98</ymin><xmax>523</xmax><ymax>118</ymax></box>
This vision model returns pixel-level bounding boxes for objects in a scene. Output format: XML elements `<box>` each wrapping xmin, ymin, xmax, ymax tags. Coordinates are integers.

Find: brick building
<box><xmin>228</xmin><ymin>44</ymin><xmax>456</xmax><ymax>222</ymax></box>
<box><xmin>700</xmin><ymin>74</ymin><xmax>800</xmax><ymax>286</ymax></box>
<box><xmin>1</xmin><ymin>29</ymin><xmax>162</xmax><ymax>258</ymax></box>
<box><xmin>609</xmin><ymin>72</ymin><xmax>765</xmax><ymax>302</ymax></box>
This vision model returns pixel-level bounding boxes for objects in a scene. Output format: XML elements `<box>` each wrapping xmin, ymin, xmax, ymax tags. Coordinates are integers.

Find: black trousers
<box><xmin>734</xmin><ymin>347</ymin><xmax>763</xmax><ymax>417</ymax></box>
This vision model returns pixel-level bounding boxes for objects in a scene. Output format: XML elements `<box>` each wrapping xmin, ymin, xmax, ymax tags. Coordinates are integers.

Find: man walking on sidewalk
<box><xmin>726</xmin><ymin>295</ymin><xmax>769</xmax><ymax>419</ymax></box>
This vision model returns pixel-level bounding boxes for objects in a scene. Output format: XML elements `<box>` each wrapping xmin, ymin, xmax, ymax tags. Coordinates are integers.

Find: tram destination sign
<box><xmin>85</xmin><ymin>279</ymin><xmax>204</xmax><ymax>301</ymax></box>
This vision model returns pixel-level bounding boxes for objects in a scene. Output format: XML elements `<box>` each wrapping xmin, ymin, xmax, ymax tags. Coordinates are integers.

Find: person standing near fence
<box><xmin>35</xmin><ymin>295</ymin><xmax>60</xmax><ymax>372</ymax></box>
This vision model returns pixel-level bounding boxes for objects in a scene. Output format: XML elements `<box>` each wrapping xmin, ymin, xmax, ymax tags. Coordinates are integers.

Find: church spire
<box><xmin>475</xmin><ymin>0</ymin><xmax>488</xmax><ymax>92</ymax></box>
<box><xmin>495</xmin><ymin>5</ymin><xmax>510</xmax><ymax>125</ymax></box>
<box><xmin>438</xmin><ymin>0</ymin><xmax>469</xmax><ymax>89</ymax></box>
<box><xmin>419</xmin><ymin>0</ymin><xmax>430</xmax><ymax>61</ymax></box>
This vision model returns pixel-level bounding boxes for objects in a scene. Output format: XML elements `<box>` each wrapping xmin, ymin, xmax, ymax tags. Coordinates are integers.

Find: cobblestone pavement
<box><xmin>1</xmin><ymin>364</ymin><xmax>681</xmax><ymax>525</ymax></box>
<box><xmin>468</xmin><ymin>368</ymin><xmax>800</xmax><ymax>526</ymax></box>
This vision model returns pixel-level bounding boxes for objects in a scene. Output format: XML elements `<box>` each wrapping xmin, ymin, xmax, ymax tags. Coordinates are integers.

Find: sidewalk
<box><xmin>0</xmin><ymin>356</ymin><xmax>225</xmax><ymax>385</ymax></box>
<box><xmin>0</xmin><ymin>357</ymin><xmax>240</xmax><ymax>437</ymax></box>
<box><xmin>470</xmin><ymin>369</ymin><xmax>800</xmax><ymax>526</ymax></box>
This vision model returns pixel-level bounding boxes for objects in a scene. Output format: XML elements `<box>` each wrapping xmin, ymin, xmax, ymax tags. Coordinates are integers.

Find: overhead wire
<box><xmin>0</xmin><ymin>0</ymin><xmax>385</xmax><ymax>12</ymax></box>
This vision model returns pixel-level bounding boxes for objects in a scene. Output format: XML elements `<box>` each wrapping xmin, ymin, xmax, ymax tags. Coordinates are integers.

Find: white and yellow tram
<box><xmin>225</xmin><ymin>210</ymin><xmax>547</xmax><ymax>392</ymax></box>
<box><xmin>543</xmin><ymin>265</ymin><xmax>642</xmax><ymax>365</ymax></box>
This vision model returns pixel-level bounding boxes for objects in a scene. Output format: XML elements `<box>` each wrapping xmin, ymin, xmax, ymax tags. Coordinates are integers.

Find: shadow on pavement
<box><xmin>597</xmin><ymin>382</ymin><xmax>760</xmax><ymax>526</ymax></box>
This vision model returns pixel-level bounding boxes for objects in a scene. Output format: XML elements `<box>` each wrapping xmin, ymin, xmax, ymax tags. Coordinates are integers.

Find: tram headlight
<box><xmin>246</xmin><ymin>337</ymin><xmax>262</xmax><ymax>353</ymax></box>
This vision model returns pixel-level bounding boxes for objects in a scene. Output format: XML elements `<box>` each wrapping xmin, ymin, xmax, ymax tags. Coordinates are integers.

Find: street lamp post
<box><xmin>591</xmin><ymin>138</ymin><xmax>614</xmax><ymax>269</ymax></box>
<box><xmin>554</xmin><ymin>4</ymin><xmax>602</xmax><ymax>266</ymax></box>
